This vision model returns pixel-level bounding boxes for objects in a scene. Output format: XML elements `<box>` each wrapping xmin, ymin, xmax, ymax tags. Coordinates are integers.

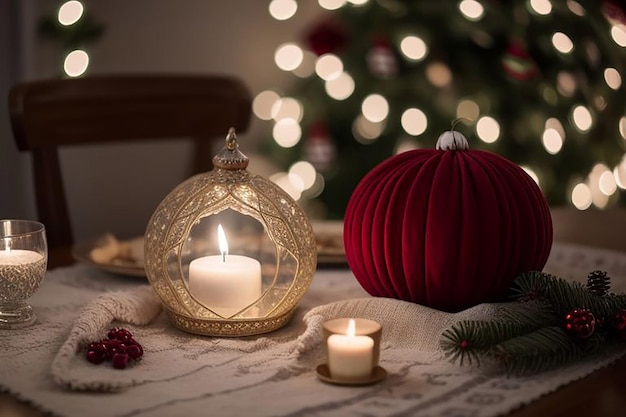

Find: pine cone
<box><xmin>586</xmin><ymin>270</ymin><xmax>611</xmax><ymax>297</ymax></box>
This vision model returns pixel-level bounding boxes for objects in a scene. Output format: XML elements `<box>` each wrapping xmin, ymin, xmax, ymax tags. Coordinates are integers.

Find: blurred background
<box><xmin>2</xmin><ymin>0</ymin><xmax>626</xmax><ymax>246</ymax></box>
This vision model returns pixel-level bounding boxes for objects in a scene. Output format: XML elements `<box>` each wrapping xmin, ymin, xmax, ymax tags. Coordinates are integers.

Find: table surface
<box><xmin>2</xmin><ymin>241</ymin><xmax>626</xmax><ymax>417</ymax></box>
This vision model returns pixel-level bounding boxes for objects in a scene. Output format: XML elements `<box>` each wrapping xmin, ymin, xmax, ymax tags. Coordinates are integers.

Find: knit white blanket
<box><xmin>2</xmin><ymin>243</ymin><xmax>626</xmax><ymax>417</ymax></box>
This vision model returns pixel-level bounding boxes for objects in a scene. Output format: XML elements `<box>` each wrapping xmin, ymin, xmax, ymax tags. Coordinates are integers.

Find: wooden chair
<box><xmin>9</xmin><ymin>74</ymin><xmax>252</xmax><ymax>256</ymax></box>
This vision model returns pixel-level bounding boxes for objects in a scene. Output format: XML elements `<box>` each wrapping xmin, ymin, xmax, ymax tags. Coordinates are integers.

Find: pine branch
<box><xmin>490</xmin><ymin>327</ymin><xmax>604</xmax><ymax>375</ymax></box>
<box><xmin>442</xmin><ymin>269</ymin><xmax>626</xmax><ymax>374</ymax></box>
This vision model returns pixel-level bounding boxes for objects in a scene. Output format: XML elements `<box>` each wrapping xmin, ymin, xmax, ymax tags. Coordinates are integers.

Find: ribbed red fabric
<box><xmin>344</xmin><ymin>148</ymin><xmax>553</xmax><ymax>312</ymax></box>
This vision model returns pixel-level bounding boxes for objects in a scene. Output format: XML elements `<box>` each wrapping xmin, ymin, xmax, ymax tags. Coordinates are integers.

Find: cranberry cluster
<box><xmin>85</xmin><ymin>327</ymin><xmax>144</xmax><ymax>369</ymax></box>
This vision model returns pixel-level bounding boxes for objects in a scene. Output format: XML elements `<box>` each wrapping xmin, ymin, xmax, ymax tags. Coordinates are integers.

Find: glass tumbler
<box><xmin>0</xmin><ymin>220</ymin><xmax>48</xmax><ymax>329</ymax></box>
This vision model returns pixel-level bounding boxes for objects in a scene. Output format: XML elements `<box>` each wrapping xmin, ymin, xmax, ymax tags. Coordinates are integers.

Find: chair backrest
<box><xmin>9</xmin><ymin>74</ymin><xmax>252</xmax><ymax>249</ymax></box>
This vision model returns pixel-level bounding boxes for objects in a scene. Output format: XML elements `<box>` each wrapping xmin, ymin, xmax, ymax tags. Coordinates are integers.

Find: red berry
<box><xmin>112</xmin><ymin>353</ymin><xmax>129</xmax><ymax>369</ymax></box>
<box><xmin>84</xmin><ymin>328</ymin><xmax>143</xmax><ymax>368</ymax></box>
<box><xmin>115</xmin><ymin>328</ymin><xmax>134</xmax><ymax>343</ymax></box>
<box><xmin>86</xmin><ymin>350</ymin><xmax>106</xmax><ymax>364</ymax></box>
<box><xmin>126</xmin><ymin>344</ymin><xmax>143</xmax><ymax>360</ymax></box>
<box><xmin>564</xmin><ymin>308</ymin><xmax>596</xmax><ymax>339</ymax></box>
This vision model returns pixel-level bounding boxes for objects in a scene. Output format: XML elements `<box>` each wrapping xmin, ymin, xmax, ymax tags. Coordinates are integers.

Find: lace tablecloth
<box><xmin>2</xmin><ymin>243</ymin><xmax>626</xmax><ymax>417</ymax></box>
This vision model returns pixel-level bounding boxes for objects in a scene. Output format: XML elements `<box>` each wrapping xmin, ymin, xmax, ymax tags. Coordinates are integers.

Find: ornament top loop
<box><xmin>436</xmin><ymin>130</ymin><xmax>470</xmax><ymax>151</ymax></box>
<box><xmin>213</xmin><ymin>127</ymin><xmax>250</xmax><ymax>170</ymax></box>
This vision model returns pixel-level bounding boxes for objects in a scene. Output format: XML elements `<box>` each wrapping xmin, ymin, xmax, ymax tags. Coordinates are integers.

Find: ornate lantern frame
<box><xmin>145</xmin><ymin>129</ymin><xmax>317</xmax><ymax>336</ymax></box>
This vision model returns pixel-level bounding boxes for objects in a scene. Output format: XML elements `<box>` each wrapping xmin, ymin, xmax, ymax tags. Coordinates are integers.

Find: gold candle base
<box><xmin>316</xmin><ymin>364</ymin><xmax>387</xmax><ymax>386</ymax></box>
<box><xmin>165</xmin><ymin>307</ymin><xmax>296</xmax><ymax>337</ymax></box>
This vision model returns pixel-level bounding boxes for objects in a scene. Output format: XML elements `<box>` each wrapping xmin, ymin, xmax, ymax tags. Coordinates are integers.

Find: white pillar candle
<box><xmin>327</xmin><ymin>318</ymin><xmax>374</xmax><ymax>379</ymax></box>
<box><xmin>188</xmin><ymin>225</ymin><xmax>262</xmax><ymax>318</ymax></box>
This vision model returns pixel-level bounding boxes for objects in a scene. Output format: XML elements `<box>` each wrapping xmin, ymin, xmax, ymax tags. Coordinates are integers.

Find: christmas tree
<box><xmin>261</xmin><ymin>0</ymin><xmax>626</xmax><ymax>219</ymax></box>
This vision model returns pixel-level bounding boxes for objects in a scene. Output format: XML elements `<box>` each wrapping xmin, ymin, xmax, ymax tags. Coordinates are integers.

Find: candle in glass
<box><xmin>188</xmin><ymin>224</ymin><xmax>262</xmax><ymax>317</ymax></box>
<box><xmin>0</xmin><ymin>220</ymin><xmax>48</xmax><ymax>329</ymax></box>
<box><xmin>327</xmin><ymin>318</ymin><xmax>375</xmax><ymax>379</ymax></box>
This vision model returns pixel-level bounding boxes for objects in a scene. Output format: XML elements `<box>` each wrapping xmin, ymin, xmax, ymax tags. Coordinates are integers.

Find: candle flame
<box><xmin>217</xmin><ymin>224</ymin><xmax>228</xmax><ymax>262</ymax></box>
<box><xmin>346</xmin><ymin>318</ymin><xmax>356</xmax><ymax>337</ymax></box>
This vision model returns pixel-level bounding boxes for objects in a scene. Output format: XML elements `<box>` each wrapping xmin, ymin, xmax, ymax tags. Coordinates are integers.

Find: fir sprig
<box><xmin>440</xmin><ymin>270</ymin><xmax>626</xmax><ymax>375</ymax></box>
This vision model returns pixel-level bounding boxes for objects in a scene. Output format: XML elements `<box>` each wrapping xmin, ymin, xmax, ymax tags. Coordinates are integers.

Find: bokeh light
<box><xmin>315</xmin><ymin>54</ymin><xmax>343</xmax><ymax>81</ymax></box>
<box><xmin>459</xmin><ymin>0</ymin><xmax>484</xmax><ymax>21</ymax></box>
<box><xmin>572</xmin><ymin>105</ymin><xmax>593</xmax><ymax>132</ymax></box>
<box><xmin>476</xmin><ymin>116</ymin><xmax>500</xmax><ymax>143</ymax></box>
<box><xmin>571</xmin><ymin>182</ymin><xmax>592</xmax><ymax>210</ymax></box>
<box><xmin>63</xmin><ymin>50</ymin><xmax>89</xmax><ymax>77</ymax></box>
<box><xmin>401</xmin><ymin>108</ymin><xmax>428</xmax><ymax>136</ymax></box>
<box><xmin>361</xmin><ymin>94</ymin><xmax>389</xmax><ymax>123</ymax></box>
<box><xmin>400</xmin><ymin>36</ymin><xmax>428</xmax><ymax>61</ymax></box>
<box><xmin>269</xmin><ymin>0</ymin><xmax>297</xmax><ymax>21</ymax></box>
<box><xmin>58</xmin><ymin>1</ymin><xmax>83</xmax><ymax>26</ymax></box>
<box><xmin>325</xmin><ymin>72</ymin><xmax>355</xmax><ymax>100</ymax></box>
<box><xmin>275</xmin><ymin>43</ymin><xmax>303</xmax><ymax>71</ymax></box>
<box><xmin>529</xmin><ymin>0</ymin><xmax>552</xmax><ymax>15</ymax></box>
<box><xmin>273</xmin><ymin>119</ymin><xmax>302</xmax><ymax>148</ymax></box>
<box><xmin>271</xmin><ymin>97</ymin><xmax>303</xmax><ymax>122</ymax></box>
<box><xmin>253</xmin><ymin>90</ymin><xmax>281</xmax><ymax>121</ymax></box>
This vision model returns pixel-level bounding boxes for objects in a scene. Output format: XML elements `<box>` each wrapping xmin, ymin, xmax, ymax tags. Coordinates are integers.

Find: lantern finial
<box><xmin>213</xmin><ymin>127</ymin><xmax>249</xmax><ymax>170</ymax></box>
<box><xmin>436</xmin><ymin>129</ymin><xmax>470</xmax><ymax>151</ymax></box>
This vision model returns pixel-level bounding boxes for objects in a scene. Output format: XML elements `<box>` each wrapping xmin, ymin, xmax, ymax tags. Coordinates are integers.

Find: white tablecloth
<box><xmin>2</xmin><ymin>243</ymin><xmax>626</xmax><ymax>417</ymax></box>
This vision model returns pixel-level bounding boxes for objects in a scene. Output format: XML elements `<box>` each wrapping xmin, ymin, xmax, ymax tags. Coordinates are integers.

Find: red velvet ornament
<box><xmin>343</xmin><ymin>130</ymin><xmax>553</xmax><ymax>312</ymax></box>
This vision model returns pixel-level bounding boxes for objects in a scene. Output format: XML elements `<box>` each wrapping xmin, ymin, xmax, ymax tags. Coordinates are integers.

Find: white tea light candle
<box><xmin>327</xmin><ymin>318</ymin><xmax>374</xmax><ymax>379</ymax></box>
<box><xmin>189</xmin><ymin>224</ymin><xmax>262</xmax><ymax>317</ymax></box>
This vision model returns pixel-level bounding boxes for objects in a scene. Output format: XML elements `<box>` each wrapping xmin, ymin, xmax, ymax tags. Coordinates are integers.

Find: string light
<box><xmin>425</xmin><ymin>62</ymin><xmax>452</xmax><ymax>87</ymax></box>
<box><xmin>566</xmin><ymin>0</ymin><xmax>585</xmax><ymax>16</ymax></box>
<box><xmin>557</xmin><ymin>71</ymin><xmax>576</xmax><ymax>96</ymax></box>
<box><xmin>271</xmin><ymin>97</ymin><xmax>303</xmax><ymax>122</ymax></box>
<box><xmin>273</xmin><ymin>119</ymin><xmax>302</xmax><ymax>148</ymax></box>
<box><xmin>476</xmin><ymin>116</ymin><xmax>500</xmax><ymax>143</ymax></box>
<box><xmin>270</xmin><ymin>172</ymin><xmax>302</xmax><ymax>200</ymax></box>
<box><xmin>275</xmin><ymin>43</ymin><xmax>303</xmax><ymax>71</ymax></box>
<box><xmin>571</xmin><ymin>105</ymin><xmax>593</xmax><ymax>132</ymax></box>
<box><xmin>456</xmin><ymin>99</ymin><xmax>480</xmax><ymax>122</ymax></box>
<box><xmin>253</xmin><ymin>90</ymin><xmax>281</xmax><ymax>121</ymax></box>
<box><xmin>292</xmin><ymin>51</ymin><xmax>317</xmax><ymax>78</ymax></box>
<box><xmin>63</xmin><ymin>50</ymin><xmax>89</xmax><ymax>77</ymax></box>
<box><xmin>353</xmin><ymin>115</ymin><xmax>384</xmax><ymax>143</ymax></box>
<box><xmin>289</xmin><ymin>161</ymin><xmax>317</xmax><ymax>190</ymax></box>
<box><xmin>552</xmin><ymin>32</ymin><xmax>574</xmax><ymax>54</ymax></box>
<box><xmin>611</xmin><ymin>24</ymin><xmax>626</xmax><ymax>47</ymax></box>
<box><xmin>401</xmin><ymin>108</ymin><xmax>428</xmax><ymax>136</ymax></box>
<box><xmin>529</xmin><ymin>0</ymin><xmax>553</xmax><ymax>16</ymax></box>
<box><xmin>459</xmin><ymin>0</ymin><xmax>485</xmax><ymax>21</ymax></box>
<box><xmin>58</xmin><ymin>1</ymin><xmax>83</xmax><ymax>25</ymax></box>
<box><xmin>261</xmin><ymin>0</ymin><xmax>626</xmax><ymax>212</ymax></box>
<box><xmin>542</xmin><ymin>128</ymin><xmax>563</xmax><ymax>154</ymax></box>
<box><xmin>571</xmin><ymin>182</ymin><xmax>592</xmax><ymax>210</ymax></box>
<box><xmin>268</xmin><ymin>0</ymin><xmax>297</xmax><ymax>21</ymax></box>
<box><xmin>325</xmin><ymin>72</ymin><xmax>355</xmax><ymax>100</ymax></box>
<box><xmin>318</xmin><ymin>0</ymin><xmax>346</xmax><ymax>10</ymax></box>
<box><xmin>604</xmin><ymin>68</ymin><xmax>622</xmax><ymax>90</ymax></box>
<box><xmin>361</xmin><ymin>94</ymin><xmax>389</xmax><ymax>123</ymax></box>
<box><xmin>315</xmin><ymin>54</ymin><xmax>343</xmax><ymax>81</ymax></box>
<box><xmin>399</xmin><ymin>36</ymin><xmax>428</xmax><ymax>61</ymax></box>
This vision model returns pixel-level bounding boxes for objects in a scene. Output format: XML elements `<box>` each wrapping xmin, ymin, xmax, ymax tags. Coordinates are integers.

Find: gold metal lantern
<box><xmin>144</xmin><ymin>128</ymin><xmax>317</xmax><ymax>336</ymax></box>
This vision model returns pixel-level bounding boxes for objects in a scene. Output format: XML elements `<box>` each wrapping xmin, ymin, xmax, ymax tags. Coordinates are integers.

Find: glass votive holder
<box><xmin>0</xmin><ymin>220</ymin><xmax>48</xmax><ymax>329</ymax></box>
<box><xmin>317</xmin><ymin>318</ymin><xmax>386</xmax><ymax>386</ymax></box>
